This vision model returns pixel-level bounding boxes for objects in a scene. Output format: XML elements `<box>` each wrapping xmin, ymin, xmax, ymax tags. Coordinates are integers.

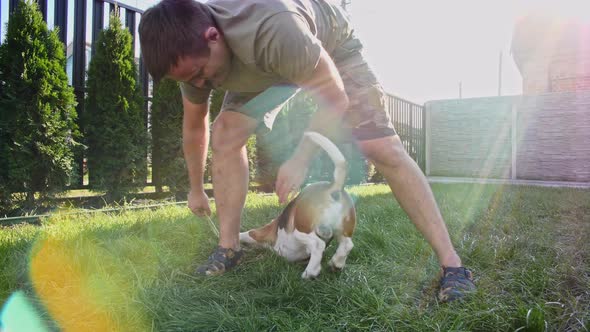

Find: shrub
<box><xmin>204</xmin><ymin>90</ymin><xmax>222</xmax><ymax>183</ymax></box>
<box><xmin>151</xmin><ymin>79</ymin><xmax>188</xmax><ymax>197</ymax></box>
<box><xmin>0</xmin><ymin>0</ymin><xmax>79</xmax><ymax>214</ymax></box>
<box><xmin>209</xmin><ymin>89</ymin><xmax>224</xmax><ymax>120</ymax></box>
<box><xmin>84</xmin><ymin>12</ymin><xmax>146</xmax><ymax>200</ymax></box>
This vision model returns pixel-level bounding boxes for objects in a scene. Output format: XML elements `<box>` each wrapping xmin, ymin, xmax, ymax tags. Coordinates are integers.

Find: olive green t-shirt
<box><xmin>180</xmin><ymin>0</ymin><xmax>353</xmax><ymax>104</ymax></box>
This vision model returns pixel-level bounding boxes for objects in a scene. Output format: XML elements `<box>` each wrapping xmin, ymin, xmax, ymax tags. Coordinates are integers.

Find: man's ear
<box><xmin>204</xmin><ymin>27</ymin><xmax>221</xmax><ymax>42</ymax></box>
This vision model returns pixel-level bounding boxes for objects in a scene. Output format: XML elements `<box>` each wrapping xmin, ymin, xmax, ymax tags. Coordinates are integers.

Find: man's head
<box><xmin>139</xmin><ymin>0</ymin><xmax>231</xmax><ymax>87</ymax></box>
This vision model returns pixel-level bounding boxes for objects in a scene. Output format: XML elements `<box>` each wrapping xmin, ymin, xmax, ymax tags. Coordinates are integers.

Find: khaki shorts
<box><xmin>220</xmin><ymin>36</ymin><xmax>397</xmax><ymax>142</ymax></box>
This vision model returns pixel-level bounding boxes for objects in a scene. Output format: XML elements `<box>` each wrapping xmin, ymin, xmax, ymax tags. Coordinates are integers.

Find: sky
<box><xmin>340</xmin><ymin>0</ymin><xmax>590</xmax><ymax>103</ymax></box>
<box><xmin>1</xmin><ymin>0</ymin><xmax>588</xmax><ymax>104</ymax></box>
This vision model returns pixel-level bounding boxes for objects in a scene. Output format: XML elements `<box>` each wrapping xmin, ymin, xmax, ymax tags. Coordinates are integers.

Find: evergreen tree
<box><xmin>84</xmin><ymin>13</ymin><xmax>146</xmax><ymax>200</ymax></box>
<box><xmin>0</xmin><ymin>0</ymin><xmax>79</xmax><ymax>213</ymax></box>
<box><xmin>151</xmin><ymin>79</ymin><xmax>188</xmax><ymax>197</ymax></box>
<box><xmin>205</xmin><ymin>90</ymin><xmax>223</xmax><ymax>183</ymax></box>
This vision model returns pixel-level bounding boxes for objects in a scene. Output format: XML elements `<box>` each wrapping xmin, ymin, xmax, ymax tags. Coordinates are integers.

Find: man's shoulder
<box><xmin>209</xmin><ymin>0</ymin><xmax>316</xmax><ymax>63</ymax></box>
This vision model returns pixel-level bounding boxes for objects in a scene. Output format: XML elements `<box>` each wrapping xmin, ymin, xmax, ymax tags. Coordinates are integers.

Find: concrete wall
<box><xmin>425</xmin><ymin>91</ymin><xmax>590</xmax><ymax>183</ymax></box>
<box><xmin>425</xmin><ymin>96</ymin><xmax>516</xmax><ymax>179</ymax></box>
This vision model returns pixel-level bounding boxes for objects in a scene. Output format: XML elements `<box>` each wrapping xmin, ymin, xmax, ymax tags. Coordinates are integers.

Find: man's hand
<box><xmin>188</xmin><ymin>189</ymin><xmax>211</xmax><ymax>216</ymax></box>
<box><xmin>275</xmin><ymin>157</ymin><xmax>309</xmax><ymax>204</ymax></box>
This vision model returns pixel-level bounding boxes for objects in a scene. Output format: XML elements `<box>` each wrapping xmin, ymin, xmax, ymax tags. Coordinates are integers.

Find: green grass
<box><xmin>55</xmin><ymin>183</ymin><xmax>215</xmax><ymax>199</ymax></box>
<box><xmin>1</xmin><ymin>184</ymin><xmax>589</xmax><ymax>331</ymax></box>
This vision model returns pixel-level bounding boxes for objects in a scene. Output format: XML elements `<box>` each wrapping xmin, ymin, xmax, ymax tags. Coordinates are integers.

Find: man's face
<box><xmin>167</xmin><ymin>28</ymin><xmax>231</xmax><ymax>89</ymax></box>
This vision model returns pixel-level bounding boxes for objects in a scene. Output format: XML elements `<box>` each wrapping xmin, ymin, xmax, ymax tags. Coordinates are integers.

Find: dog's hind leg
<box><xmin>294</xmin><ymin>230</ymin><xmax>326</xmax><ymax>279</ymax></box>
<box><xmin>328</xmin><ymin>235</ymin><xmax>354</xmax><ymax>271</ymax></box>
<box><xmin>239</xmin><ymin>219</ymin><xmax>278</xmax><ymax>247</ymax></box>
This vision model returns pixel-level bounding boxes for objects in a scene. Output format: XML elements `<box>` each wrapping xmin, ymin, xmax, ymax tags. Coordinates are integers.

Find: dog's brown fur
<box><xmin>240</xmin><ymin>132</ymin><xmax>356</xmax><ymax>278</ymax></box>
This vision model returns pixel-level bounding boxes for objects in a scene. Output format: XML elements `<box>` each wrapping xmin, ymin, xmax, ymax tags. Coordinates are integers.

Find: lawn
<box><xmin>1</xmin><ymin>184</ymin><xmax>588</xmax><ymax>331</ymax></box>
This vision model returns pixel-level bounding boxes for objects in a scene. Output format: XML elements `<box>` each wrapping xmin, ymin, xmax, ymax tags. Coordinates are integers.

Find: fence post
<box><xmin>125</xmin><ymin>9</ymin><xmax>136</xmax><ymax>46</ymax></box>
<box><xmin>92</xmin><ymin>0</ymin><xmax>104</xmax><ymax>57</ymax></box>
<box><xmin>408</xmin><ymin>105</ymin><xmax>418</xmax><ymax>161</ymax></box>
<box><xmin>54</xmin><ymin>0</ymin><xmax>68</xmax><ymax>44</ymax></box>
<box><xmin>73</xmin><ymin>0</ymin><xmax>87</xmax><ymax>186</ymax></box>
<box><xmin>511</xmin><ymin>100</ymin><xmax>518</xmax><ymax>180</ymax></box>
<box><xmin>420</xmin><ymin>104</ymin><xmax>426</xmax><ymax>172</ymax></box>
<box><xmin>133</xmin><ymin>11</ymin><xmax>152</xmax><ymax>186</ymax></box>
<box><xmin>8</xmin><ymin>0</ymin><xmax>19</xmax><ymax>14</ymax></box>
<box><xmin>37</xmin><ymin>0</ymin><xmax>48</xmax><ymax>21</ymax></box>
<box><xmin>424</xmin><ymin>103</ymin><xmax>431</xmax><ymax>176</ymax></box>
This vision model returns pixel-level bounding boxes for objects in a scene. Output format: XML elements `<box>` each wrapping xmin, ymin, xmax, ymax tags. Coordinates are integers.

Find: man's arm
<box><xmin>292</xmin><ymin>48</ymin><xmax>349</xmax><ymax>163</ymax></box>
<box><xmin>182</xmin><ymin>97</ymin><xmax>211</xmax><ymax>214</ymax></box>
<box><xmin>275</xmin><ymin>48</ymin><xmax>350</xmax><ymax>202</ymax></box>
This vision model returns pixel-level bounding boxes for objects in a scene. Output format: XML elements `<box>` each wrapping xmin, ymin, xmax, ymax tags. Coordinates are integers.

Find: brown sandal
<box><xmin>195</xmin><ymin>246</ymin><xmax>243</xmax><ymax>276</ymax></box>
<box><xmin>438</xmin><ymin>266</ymin><xmax>476</xmax><ymax>302</ymax></box>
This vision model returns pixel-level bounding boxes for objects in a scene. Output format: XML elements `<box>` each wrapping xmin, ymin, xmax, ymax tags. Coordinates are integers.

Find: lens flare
<box><xmin>29</xmin><ymin>235</ymin><xmax>153</xmax><ymax>331</ymax></box>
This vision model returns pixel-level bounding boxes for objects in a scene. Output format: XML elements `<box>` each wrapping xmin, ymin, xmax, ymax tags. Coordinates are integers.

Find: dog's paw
<box><xmin>301</xmin><ymin>267</ymin><xmax>321</xmax><ymax>279</ymax></box>
<box><xmin>328</xmin><ymin>259</ymin><xmax>344</xmax><ymax>272</ymax></box>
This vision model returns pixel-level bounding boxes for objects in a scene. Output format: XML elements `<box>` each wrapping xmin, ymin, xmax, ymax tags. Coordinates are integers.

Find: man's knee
<box><xmin>211</xmin><ymin>113</ymin><xmax>256</xmax><ymax>154</ymax></box>
<box><xmin>360</xmin><ymin>135</ymin><xmax>409</xmax><ymax>168</ymax></box>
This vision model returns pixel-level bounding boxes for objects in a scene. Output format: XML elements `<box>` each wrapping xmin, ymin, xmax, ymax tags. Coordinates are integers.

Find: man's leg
<box><xmin>210</xmin><ymin>111</ymin><xmax>258</xmax><ymax>250</ymax></box>
<box><xmin>356</xmin><ymin>135</ymin><xmax>461</xmax><ymax>267</ymax></box>
<box><xmin>196</xmin><ymin>111</ymin><xmax>258</xmax><ymax>276</ymax></box>
<box><xmin>333</xmin><ymin>32</ymin><xmax>473</xmax><ymax>300</ymax></box>
<box><xmin>196</xmin><ymin>88</ymin><xmax>299</xmax><ymax>276</ymax></box>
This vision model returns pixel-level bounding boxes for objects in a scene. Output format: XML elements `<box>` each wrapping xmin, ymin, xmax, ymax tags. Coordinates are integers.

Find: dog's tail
<box><xmin>303</xmin><ymin>131</ymin><xmax>346</xmax><ymax>193</ymax></box>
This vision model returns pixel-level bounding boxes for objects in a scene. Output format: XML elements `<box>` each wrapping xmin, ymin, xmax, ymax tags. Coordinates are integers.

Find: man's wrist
<box><xmin>189</xmin><ymin>184</ymin><xmax>205</xmax><ymax>193</ymax></box>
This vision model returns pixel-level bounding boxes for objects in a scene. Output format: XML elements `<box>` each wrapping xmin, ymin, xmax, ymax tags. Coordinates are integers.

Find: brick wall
<box><xmin>520</xmin><ymin>56</ymin><xmax>590</xmax><ymax>94</ymax></box>
<box><xmin>549</xmin><ymin>55</ymin><xmax>590</xmax><ymax>92</ymax></box>
<box><xmin>512</xmin><ymin>17</ymin><xmax>590</xmax><ymax>95</ymax></box>
<box><xmin>425</xmin><ymin>92</ymin><xmax>590</xmax><ymax>183</ymax></box>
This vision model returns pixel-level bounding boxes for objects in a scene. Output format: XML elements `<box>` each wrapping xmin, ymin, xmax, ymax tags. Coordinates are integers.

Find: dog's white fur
<box><xmin>240</xmin><ymin>132</ymin><xmax>356</xmax><ymax>279</ymax></box>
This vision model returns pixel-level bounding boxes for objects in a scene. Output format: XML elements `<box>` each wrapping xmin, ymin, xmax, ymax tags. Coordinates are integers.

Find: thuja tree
<box><xmin>0</xmin><ymin>0</ymin><xmax>79</xmax><ymax>213</ymax></box>
<box><xmin>151</xmin><ymin>79</ymin><xmax>188</xmax><ymax>198</ymax></box>
<box><xmin>84</xmin><ymin>13</ymin><xmax>146</xmax><ymax>200</ymax></box>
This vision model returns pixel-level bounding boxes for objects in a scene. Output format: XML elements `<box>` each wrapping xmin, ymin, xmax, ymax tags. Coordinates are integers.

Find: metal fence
<box><xmin>386</xmin><ymin>94</ymin><xmax>426</xmax><ymax>171</ymax></box>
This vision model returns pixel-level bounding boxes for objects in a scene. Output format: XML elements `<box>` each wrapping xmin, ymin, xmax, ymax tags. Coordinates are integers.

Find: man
<box><xmin>139</xmin><ymin>0</ymin><xmax>475</xmax><ymax>301</ymax></box>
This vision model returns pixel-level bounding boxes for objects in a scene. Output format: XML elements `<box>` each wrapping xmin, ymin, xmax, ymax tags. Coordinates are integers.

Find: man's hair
<box><xmin>139</xmin><ymin>0</ymin><xmax>215</xmax><ymax>82</ymax></box>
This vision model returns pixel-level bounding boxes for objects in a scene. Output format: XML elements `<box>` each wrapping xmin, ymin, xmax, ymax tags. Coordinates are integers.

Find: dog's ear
<box><xmin>248</xmin><ymin>219</ymin><xmax>279</xmax><ymax>244</ymax></box>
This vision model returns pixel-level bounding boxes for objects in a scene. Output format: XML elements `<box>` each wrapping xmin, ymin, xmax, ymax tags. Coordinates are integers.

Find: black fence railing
<box><xmin>385</xmin><ymin>94</ymin><xmax>426</xmax><ymax>171</ymax></box>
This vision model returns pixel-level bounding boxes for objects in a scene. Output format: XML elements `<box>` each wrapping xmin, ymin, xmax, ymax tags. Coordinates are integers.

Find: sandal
<box><xmin>438</xmin><ymin>266</ymin><xmax>476</xmax><ymax>302</ymax></box>
<box><xmin>196</xmin><ymin>246</ymin><xmax>243</xmax><ymax>276</ymax></box>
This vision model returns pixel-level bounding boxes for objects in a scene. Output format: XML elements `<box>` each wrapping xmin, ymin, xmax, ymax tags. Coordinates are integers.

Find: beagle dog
<box><xmin>240</xmin><ymin>132</ymin><xmax>356</xmax><ymax>279</ymax></box>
